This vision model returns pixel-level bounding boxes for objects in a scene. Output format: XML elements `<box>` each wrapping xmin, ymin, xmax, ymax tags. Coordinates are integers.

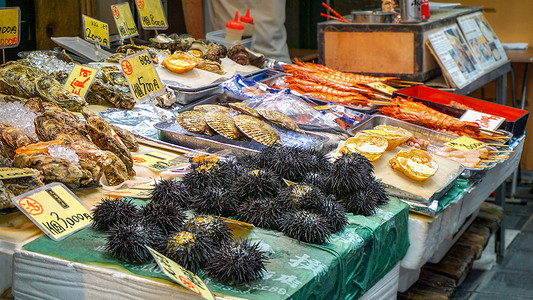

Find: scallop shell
<box><xmin>228</xmin><ymin>102</ymin><xmax>261</xmax><ymax>118</ymax></box>
<box><xmin>234</xmin><ymin>115</ymin><xmax>281</xmax><ymax>146</ymax></box>
<box><xmin>205</xmin><ymin>112</ymin><xmax>244</xmax><ymax>140</ymax></box>
<box><xmin>257</xmin><ymin>110</ymin><xmax>304</xmax><ymax>133</ymax></box>
<box><xmin>194</xmin><ymin>104</ymin><xmax>230</xmax><ymax>114</ymax></box>
<box><xmin>176</xmin><ymin>111</ymin><xmax>216</xmax><ymax>136</ymax></box>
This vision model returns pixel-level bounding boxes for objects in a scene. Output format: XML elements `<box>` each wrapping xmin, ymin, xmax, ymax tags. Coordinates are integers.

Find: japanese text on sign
<box><xmin>366</xmin><ymin>82</ymin><xmax>398</xmax><ymax>96</ymax></box>
<box><xmin>132</xmin><ymin>151</ymin><xmax>176</xmax><ymax>171</ymax></box>
<box><xmin>0</xmin><ymin>167</ymin><xmax>36</xmax><ymax>180</ymax></box>
<box><xmin>111</xmin><ymin>2</ymin><xmax>139</xmax><ymax>39</ymax></box>
<box><xmin>119</xmin><ymin>51</ymin><xmax>164</xmax><ymax>102</ymax></box>
<box><xmin>13</xmin><ymin>183</ymin><xmax>92</xmax><ymax>241</ymax></box>
<box><xmin>134</xmin><ymin>0</ymin><xmax>168</xmax><ymax>30</ymax></box>
<box><xmin>0</xmin><ymin>7</ymin><xmax>21</xmax><ymax>48</ymax></box>
<box><xmin>459</xmin><ymin>110</ymin><xmax>505</xmax><ymax>131</ymax></box>
<box><xmin>445</xmin><ymin>136</ymin><xmax>486</xmax><ymax>151</ymax></box>
<box><xmin>64</xmin><ymin>65</ymin><xmax>98</xmax><ymax>98</ymax></box>
<box><xmin>147</xmin><ymin>247</ymin><xmax>215</xmax><ymax>300</ymax></box>
<box><xmin>82</xmin><ymin>15</ymin><xmax>110</xmax><ymax>47</ymax></box>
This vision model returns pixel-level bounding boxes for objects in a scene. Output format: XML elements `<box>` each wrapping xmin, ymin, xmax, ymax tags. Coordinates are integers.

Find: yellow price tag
<box><xmin>82</xmin><ymin>15</ymin><xmax>110</xmax><ymax>47</ymax></box>
<box><xmin>0</xmin><ymin>167</ymin><xmax>36</xmax><ymax>180</ymax></box>
<box><xmin>13</xmin><ymin>183</ymin><xmax>92</xmax><ymax>241</ymax></box>
<box><xmin>366</xmin><ymin>82</ymin><xmax>398</xmax><ymax>96</ymax></box>
<box><xmin>105</xmin><ymin>184</ymin><xmax>154</xmax><ymax>199</ymax></box>
<box><xmin>64</xmin><ymin>65</ymin><xmax>98</xmax><ymax>98</ymax></box>
<box><xmin>134</xmin><ymin>0</ymin><xmax>168</xmax><ymax>30</ymax></box>
<box><xmin>445</xmin><ymin>136</ymin><xmax>486</xmax><ymax>151</ymax></box>
<box><xmin>120</xmin><ymin>51</ymin><xmax>164</xmax><ymax>102</ymax></box>
<box><xmin>313</xmin><ymin>105</ymin><xmax>337</xmax><ymax>110</ymax></box>
<box><xmin>132</xmin><ymin>151</ymin><xmax>177</xmax><ymax>171</ymax></box>
<box><xmin>147</xmin><ymin>247</ymin><xmax>215</xmax><ymax>300</ymax></box>
<box><xmin>0</xmin><ymin>7</ymin><xmax>20</xmax><ymax>48</ymax></box>
<box><xmin>111</xmin><ymin>2</ymin><xmax>139</xmax><ymax>39</ymax></box>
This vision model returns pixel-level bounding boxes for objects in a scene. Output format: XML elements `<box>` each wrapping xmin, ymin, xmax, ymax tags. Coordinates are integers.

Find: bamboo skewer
<box><xmin>486</xmin><ymin>143</ymin><xmax>509</xmax><ymax>147</ymax></box>
<box><xmin>320</xmin><ymin>13</ymin><xmax>350</xmax><ymax>23</ymax></box>
<box><xmin>488</xmin><ymin>150</ymin><xmax>514</xmax><ymax>153</ymax></box>
<box><xmin>321</xmin><ymin>2</ymin><xmax>349</xmax><ymax>23</ymax></box>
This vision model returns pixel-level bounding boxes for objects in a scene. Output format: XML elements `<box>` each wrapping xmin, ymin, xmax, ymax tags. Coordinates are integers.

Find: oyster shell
<box><xmin>35</xmin><ymin>76</ymin><xmax>87</xmax><ymax>112</ymax></box>
<box><xmin>0</xmin><ymin>123</ymin><xmax>34</xmax><ymax>158</ymax></box>
<box><xmin>0</xmin><ymin>171</ymin><xmax>44</xmax><ymax>210</ymax></box>
<box><xmin>189</xmin><ymin>39</ymin><xmax>208</xmax><ymax>58</ymax></box>
<box><xmin>204</xmin><ymin>42</ymin><xmax>227</xmax><ymax>63</ymax></box>
<box><xmin>228</xmin><ymin>102</ymin><xmax>260</xmax><ymax>118</ymax></box>
<box><xmin>196</xmin><ymin>58</ymin><xmax>225</xmax><ymax>75</ymax></box>
<box><xmin>149</xmin><ymin>34</ymin><xmax>176</xmax><ymax>49</ymax></box>
<box><xmin>257</xmin><ymin>110</ymin><xmax>304</xmax><ymax>133</ymax></box>
<box><xmin>205</xmin><ymin>112</ymin><xmax>245</xmax><ymax>140</ymax></box>
<box><xmin>234</xmin><ymin>114</ymin><xmax>281</xmax><ymax>146</ymax></box>
<box><xmin>101</xmin><ymin>66</ymin><xmax>128</xmax><ymax>86</ymax></box>
<box><xmin>227</xmin><ymin>44</ymin><xmax>249</xmax><ymax>65</ymax></box>
<box><xmin>110</xmin><ymin>124</ymin><xmax>139</xmax><ymax>152</ymax></box>
<box><xmin>105</xmin><ymin>52</ymin><xmax>126</xmax><ymax>63</ymax></box>
<box><xmin>194</xmin><ymin>104</ymin><xmax>230</xmax><ymax>114</ymax></box>
<box><xmin>176</xmin><ymin>110</ymin><xmax>216</xmax><ymax>136</ymax></box>
<box><xmin>87</xmin><ymin>80</ymin><xmax>135</xmax><ymax>110</ymax></box>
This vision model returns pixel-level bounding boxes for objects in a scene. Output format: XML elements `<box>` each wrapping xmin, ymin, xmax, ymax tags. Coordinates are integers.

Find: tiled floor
<box><xmin>453</xmin><ymin>179</ymin><xmax>533</xmax><ymax>299</ymax></box>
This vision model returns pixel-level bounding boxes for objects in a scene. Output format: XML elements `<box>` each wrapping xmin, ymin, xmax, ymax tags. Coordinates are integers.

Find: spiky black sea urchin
<box><xmin>190</xmin><ymin>186</ymin><xmax>237</xmax><ymax>217</ymax></box>
<box><xmin>324</xmin><ymin>152</ymin><xmax>374</xmax><ymax>196</ymax></box>
<box><xmin>92</xmin><ymin>198</ymin><xmax>138</xmax><ymax>231</ymax></box>
<box><xmin>164</xmin><ymin>231</ymin><xmax>213</xmax><ymax>272</ymax></box>
<box><xmin>141</xmin><ymin>201</ymin><xmax>186</xmax><ymax>235</ymax></box>
<box><xmin>257</xmin><ymin>146</ymin><xmax>323</xmax><ymax>182</ymax></box>
<box><xmin>232</xmin><ymin>169</ymin><xmax>281</xmax><ymax>201</ymax></box>
<box><xmin>106</xmin><ymin>223</ymin><xmax>165</xmax><ymax>264</ymax></box>
<box><xmin>206</xmin><ymin>240</ymin><xmax>268</xmax><ymax>284</ymax></box>
<box><xmin>279</xmin><ymin>210</ymin><xmax>331</xmax><ymax>245</ymax></box>
<box><xmin>183</xmin><ymin>215</ymin><xmax>232</xmax><ymax>246</ymax></box>
<box><xmin>150</xmin><ymin>179</ymin><xmax>191</xmax><ymax>208</ymax></box>
<box><xmin>237</xmin><ymin>196</ymin><xmax>288</xmax><ymax>230</ymax></box>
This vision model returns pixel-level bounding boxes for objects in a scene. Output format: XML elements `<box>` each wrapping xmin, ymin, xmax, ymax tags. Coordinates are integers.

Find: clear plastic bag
<box><xmin>221</xmin><ymin>74</ymin><xmax>283</xmax><ymax>100</ymax></box>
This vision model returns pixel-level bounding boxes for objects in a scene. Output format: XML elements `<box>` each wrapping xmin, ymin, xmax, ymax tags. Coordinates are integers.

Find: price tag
<box><xmin>0</xmin><ymin>167</ymin><xmax>36</xmax><ymax>180</ymax></box>
<box><xmin>132</xmin><ymin>151</ymin><xmax>177</xmax><ymax>171</ymax></box>
<box><xmin>459</xmin><ymin>110</ymin><xmax>505</xmax><ymax>131</ymax></box>
<box><xmin>82</xmin><ymin>15</ymin><xmax>110</xmax><ymax>48</ymax></box>
<box><xmin>12</xmin><ymin>183</ymin><xmax>92</xmax><ymax>241</ymax></box>
<box><xmin>313</xmin><ymin>105</ymin><xmax>336</xmax><ymax>110</ymax></box>
<box><xmin>0</xmin><ymin>7</ymin><xmax>20</xmax><ymax>48</ymax></box>
<box><xmin>119</xmin><ymin>51</ymin><xmax>164</xmax><ymax>102</ymax></box>
<box><xmin>105</xmin><ymin>183</ymin><xmax>154</xmax><ymax>199</ymax></box>
<box><xmin>111</xmin><ymin>2</ymin><xmax>139</xmax><ymax>39</ymax></box>
<box><xmin>134</xmin><ymin>0</ymin><xmax>168</xmax><ymax>30</ymax></box>
<box><xmin>63</xmin><ymin>65</ymin><xmax>98</xmax><ymax>98</ymax></box>
<box><xmin>446</xmin><ymin>136</ymin><xmax>486</xmax><ymax>151</ymax></box>
<box><xmin>366</xmin><ymin>82</ymin><xmax>398</xmax><ymax>95</ymax></box>
<box><xmin>147</xmin><ymin>247</ymin><xmax>215</xmax><ymax>300</ymax></box>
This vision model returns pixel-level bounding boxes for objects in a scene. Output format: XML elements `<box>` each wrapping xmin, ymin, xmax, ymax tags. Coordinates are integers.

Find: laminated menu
<box><xmin>457</xmin><ymin>12</ymin><xmax>507</xmax><ymax>70</ymax></box>
<box><xmin>427</xmin><ymin>24</ymin><xmax>484</xmax><ymax>89</ymax></box>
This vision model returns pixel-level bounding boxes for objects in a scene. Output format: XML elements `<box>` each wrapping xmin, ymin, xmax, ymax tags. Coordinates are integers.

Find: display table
<box><xmin>12</xmin><ymin>197</ymin><xmax>408</xmax><ymax>300</ymax></box>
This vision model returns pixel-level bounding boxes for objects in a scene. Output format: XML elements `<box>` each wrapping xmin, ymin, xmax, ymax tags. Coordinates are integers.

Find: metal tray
<box><xmin>259</xmin><ymin>74</ymin><xmax>383</xmax><ymax>113</ymax></box>
<box><xmin>155</xmin><ymin>121</ymin><xmax>329</xmax><ymax>157</ymax></box>
<box><xmin>349</xmin><ymin>115</ymin><xmax>508</xmax><ymax>174</ymax></box>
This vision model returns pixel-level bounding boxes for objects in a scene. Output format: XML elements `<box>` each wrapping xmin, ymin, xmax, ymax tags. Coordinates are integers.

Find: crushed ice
<box><xmin>0</xmin><ymin>101</ymin><xmax>39</xmax><ymax>141</ymax></box>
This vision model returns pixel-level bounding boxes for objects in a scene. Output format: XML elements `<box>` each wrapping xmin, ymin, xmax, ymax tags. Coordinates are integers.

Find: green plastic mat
<box><xmin>23</xmin><ymin>197</ymin><xmax>409</xmax><ymax>300</ymax></box>
<box><xmin>437</xmin><ymin>179</ymin><xmax>470</xmax><ymax>213</ymax></box>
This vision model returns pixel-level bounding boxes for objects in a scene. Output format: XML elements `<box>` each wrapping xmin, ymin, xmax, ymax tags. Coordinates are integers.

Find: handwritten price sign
<box><xmin>82</xmin><ymin>15</ymin><xmax>110</xmax><ymax>47</ymax></box>
<box><xmin>0</xmin><ymin>7</ymin><xmax>20</xmax><ymax>48</ymax></box>
<box><xmin>64</xmin><ymin>65</ymin><xmax>98</xmax><ymax>98</ymax></box>
<box><xmin>134</xmin><ymin>0</ymin><xmax>168</xmax><ymax>30</ymax></box>
<box><xmin>105</xmin><ymin>183</ymin><xmax>154</xmax><ymax>199</ymax></box>
<box><xmin>119</xmin><ymin>51</ymin><xmax>164</xmax><ymax>102</ymax></box>
<box><xmin>0</xmin><ymin>167</ymin><xmax>36</xmax><ymax>180</ymax></box>
<box><xmin>132</xmin><ymin>151</ymin><xmax>176</xmax><ymax>171</ymax></box>
<box><xmin>111</xmin><ymin>2</ymin><xmax>139</xmax><ymax>39</ymax></box>
<box><xmin>366</xmin><ymin>82</ymin><xmax>397</xmax><ymax>96</ymax></box>
<box><xmin>147</xmin><ymin>247</ymin><xmax>215</xmax><ymax>300</ymax></box>
<box><xmin>446</xmin><ymin>136</ymin><xmax>486</xmax><ymax>151</ymax></box>
<box><xmin>459</xmin><ymin>110</ymin><xmax>505</xmax><ymax>131</ymax></box>
<box><xmin>13</xmin><ymin>183</ymin><xmax>92</xmax><ymax>241</ymax></box>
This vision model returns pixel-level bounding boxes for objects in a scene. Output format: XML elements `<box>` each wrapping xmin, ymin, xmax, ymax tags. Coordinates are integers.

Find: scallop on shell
<box><xmin>257</xmin><ymin>110</ymin><xmax>304</xmax><ymax>133</ymax></box>
<box><xmin>205</xmin><ymin>112</ymin><xmax>244</xmax><ymax>140</ymax></box>
<box><xmin>176</xmin><ymin>111</ymin><xmax>216</xmax><ymax>136</ymax></box>
<box><xmin>194</xmin><ymin>104</ymin><xmax>230</xmax><ymax>115</ymax></box>
<box><xmin>228</xmin><ymin>102</ymin><xmax>261</xmax><ymax>118</ymax></box>
<box><xmin>234</xmin><ymin>115</ymin><xmax>281</xmax><ymax>146</ymax></box>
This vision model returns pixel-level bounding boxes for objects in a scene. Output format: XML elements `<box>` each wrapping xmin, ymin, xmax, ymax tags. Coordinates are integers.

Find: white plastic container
<box><xmin>206</xmin><ymin>29</ymin><xmax>255</xmax><ymax>50</ymax></box>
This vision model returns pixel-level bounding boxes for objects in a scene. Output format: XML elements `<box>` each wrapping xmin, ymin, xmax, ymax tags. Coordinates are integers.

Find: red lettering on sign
<box><xmin>178</xmin><ymin>275</ymin><xmax>202</xmax><ymax>295</ymax></box>
<box><xmin>121</xmin><ymin>60</ymin><xmax>133</xmax><ymax>76</ymax></box>
<box><xmin>137</xmin><ymin>0</ymin><xmax>145</xmax><ymax>9</ymax></box>
<box><xmin>112</xmin><ymin>6</ymin><xmax>120</xmax><ymax>19</ymax></box>
<box><xmin>132</xmin><ymin>157</ymin><xmax>146</xmax><ymax>163</ymax></box>
<box><xmin>19</xmin><ymin>197</ymin><xmax>44</xmax><ymax>216</ymax></box>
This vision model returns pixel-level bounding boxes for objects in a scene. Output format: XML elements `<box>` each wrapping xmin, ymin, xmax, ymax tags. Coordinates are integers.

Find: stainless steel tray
<box><xmin>154</xmin><ymin>121</ymin><xmax>329</xmax><ymax>157</ymax></box>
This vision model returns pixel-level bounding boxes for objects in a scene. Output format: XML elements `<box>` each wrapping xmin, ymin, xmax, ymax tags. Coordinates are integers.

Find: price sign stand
<box><xmin>134</xmin><ymin>0</ymin><xmax>168</xmax><ymax>36</ymax></box>
<box><xmin>0</xmin><ymin>7</ymin><xmax>21</xmax><ymax>64</ymax></box>
<box><xmin>111</xmin><ymin>2</ymin><xmax>139</xmax><ymax>46</ymax></box>
<box><xmin>119</xmin><ymin>51</ymin><xmax>165</xmax><ymax>103</ymax></box>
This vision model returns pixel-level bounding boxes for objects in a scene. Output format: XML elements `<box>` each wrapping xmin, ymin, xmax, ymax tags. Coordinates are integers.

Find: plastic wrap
<box><xmin>221</xmin><ymin>74</ymin><xmax>282</xmax><ymax>100</ymax></box>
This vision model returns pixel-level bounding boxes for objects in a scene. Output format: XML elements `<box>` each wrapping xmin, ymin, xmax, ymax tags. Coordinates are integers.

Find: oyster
<box><xmin>0</xmin><ymin>140</ymin><xmax>12</xmax><ymax>166</ymax></box>
<box><xmin>13</xmin><ymin>153</ymin><xmax>94</xmax><ymax>188</ymax></box>
<box><xmin>87</xmin><ymin>79</ymin><xmax>136</xmax><ymax>110</ymax></box>
<box><xmin>101</xmin><ymin>66</ymin><xmax>128</xmax><ymax>86</ymax></box>
<box><xmin>234</xmin><ymin>115</ymin><xmax>281</xmax><ymax>146</ymax></box>
<box><xmin>42</xmin><ymin>110</ymin><xmax>88</xmax><ymax>136</ymax></box>
<box><xmin>0</xmin><ymin>64</ymin><xmax>40</xmax><ymax>97</ymax></box>
<box><xmin>228</xmin><ymin>102</ymin><xmax>261</xmax><ymax>118</ymax></box>
<box><xmin>81</xmin><ymin>107</ymin><xmax>114</xmax><ymax>136</ymax></box>
<box><xmin>245</xmin><ymin>47</ymin><xmax>266</xmax><ymax>68</ymax></box>
<box><xmin>196</xmin><ymin>58</ymin><xmax>225</xmax><ymax>75</ymax></box>
<box><xmin>227</xmin><ymin>44</ymin><xmax>249</xmax><ymax>65</ymax></box>
<box><xmin>176</xmin><ymin>110</ymin><xmax>216</xmax><ymax>136</ymax></box>
<box><xmin>35</xmin><ymin>76</ymin><xmax>87</xmax><ymax>112</ymax></box>
<box><xmin>0</xmin><ymin>123</ymin><xmax>34</xmax><ymax>158</ymax></box>
<box><xmin>205</xmin><ymin>112</ymin><xmax>245</xmax><ymax>140</ymax></box>
<box><xmin>110</xmin><ymin>124</ymin><xmax>139</xmax><ymax>152</ymax></box>
<box><xmin>105</xmin><ymin>52</ymin><xmax>126</xmax><ymax>63</ymax></box>
<box><xmin>175</xmin><ymin>34</ymin><xmax>195</xmax><ymax>51</ymax></box>
<box><xmin>389</xmin><ymin>149</ymin><xmax>438</xmax><ymax>182</ymax></box>
<box><xmin>189</xmin><ymin>39</ymin><xmax>208</xmax><ymax>58</ymax></box>
<box><xmin>34</xmin><ymin>114</ymin><xmax>68</xmax><ymax>141</ymax></box>
<box><xmin>194</xmin><ymin>104</ymin><xmax>230</xmax><ymax>114</ymax></box>
<box><xmin>0</xmin><ymin>171</ymin><xmax>44</xmax><ymax>210</ymax></box>
<box><xmin>116</xmin><ymin>45</ymin><xmax>159</xmax><ymax>64</ymax></box>
<box><xmin>204</xmin><ymin>42</ymin><xmax>227</xmax><ymax>63</ymax></box>
<box><xmin>257</xmin><ymin>110</ymin><xmax>304</xmax><ymax>133</ymax></box>
<box><xmin>149</xmin><ymin>33</ymin><xmax>176</xmax><ymax>49</ymax></box>
<box><xmin>61</xmin><ymin>49</ymin><xmax>75</xmax><ymax>63</ymax></box>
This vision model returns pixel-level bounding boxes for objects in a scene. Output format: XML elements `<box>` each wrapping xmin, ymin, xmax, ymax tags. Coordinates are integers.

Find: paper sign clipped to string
<box><xmin>132</xmin><ymin>151</ymin><xmax>177</xmax><ymax>171</ymax></box>
<box><xmin>446</xmin><ymin>136</ymin><xmax>486</xmax><ymax>151</ymax></box>
<box><xmin>366</xmin><ymin>82</ymin><xmax>397</xmax><ymax>95</ymax></box>
<box><xmin>147</xmin><ymin>246</ymin><xmax>215</xmax><ymax>300</ymax></box>
<box><xmin>64</xmin><ymin>65</ymin><xmax>98</xmax><ymax>98</ymax></box>
<box><xmin>0</xmin><ymin>7</ymin><xmax>20</xmax><ymax>48</ymax></box>
<box><xmin>119</xmin><ymin>51</ymin><xmax>164</xmax><ymax>102</ymax></box>
<box><xmin>459</xmin><ymin>110</ymin><xmax>505</xmax><ymax>131</ymax></box>
<box><xmin>111</xmin><ymin>2</ymin><xmax>139</xmax><ymax>39</ymax></box>
<box><xmin>82</xmin><ymin>15</ymin><xmax>110</xmax><ymax>47</ymax></box>
<box><xmin>134</xmin><ymin>0</ymin><xmax>168</xmax><ymax>30</ymax></box>
<box><xmin>12</xmin><ymin>183</ymin><xmax>92</xmax><ymax>241</ymax></box>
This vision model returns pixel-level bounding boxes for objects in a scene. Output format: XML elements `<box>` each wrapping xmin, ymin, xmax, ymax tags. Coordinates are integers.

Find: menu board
<box><xmin>457</xmin><ymin>12</ymin><xmax>507</xmax><ymax>70</ymax></box>
<box><xmin>427</xmin><ymin>24</ymin><xmax>483</xmax><ymax>88</ymax></box>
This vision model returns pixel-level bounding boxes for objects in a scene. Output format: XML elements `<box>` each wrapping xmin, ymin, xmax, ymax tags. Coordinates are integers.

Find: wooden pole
<box><xmin>2</xmin><ymin>49</ymin><xmax>5</xmax><ymax>65</ymax></box>
<box><xmin>129</xmin><ymin>38</ymin><xmax>135</xmax><ymax>45</ymax></box>
<box><xmin>154</xmin><ymin>29</ymin><xmax>159</xmax><ymax>35</ymax></box>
